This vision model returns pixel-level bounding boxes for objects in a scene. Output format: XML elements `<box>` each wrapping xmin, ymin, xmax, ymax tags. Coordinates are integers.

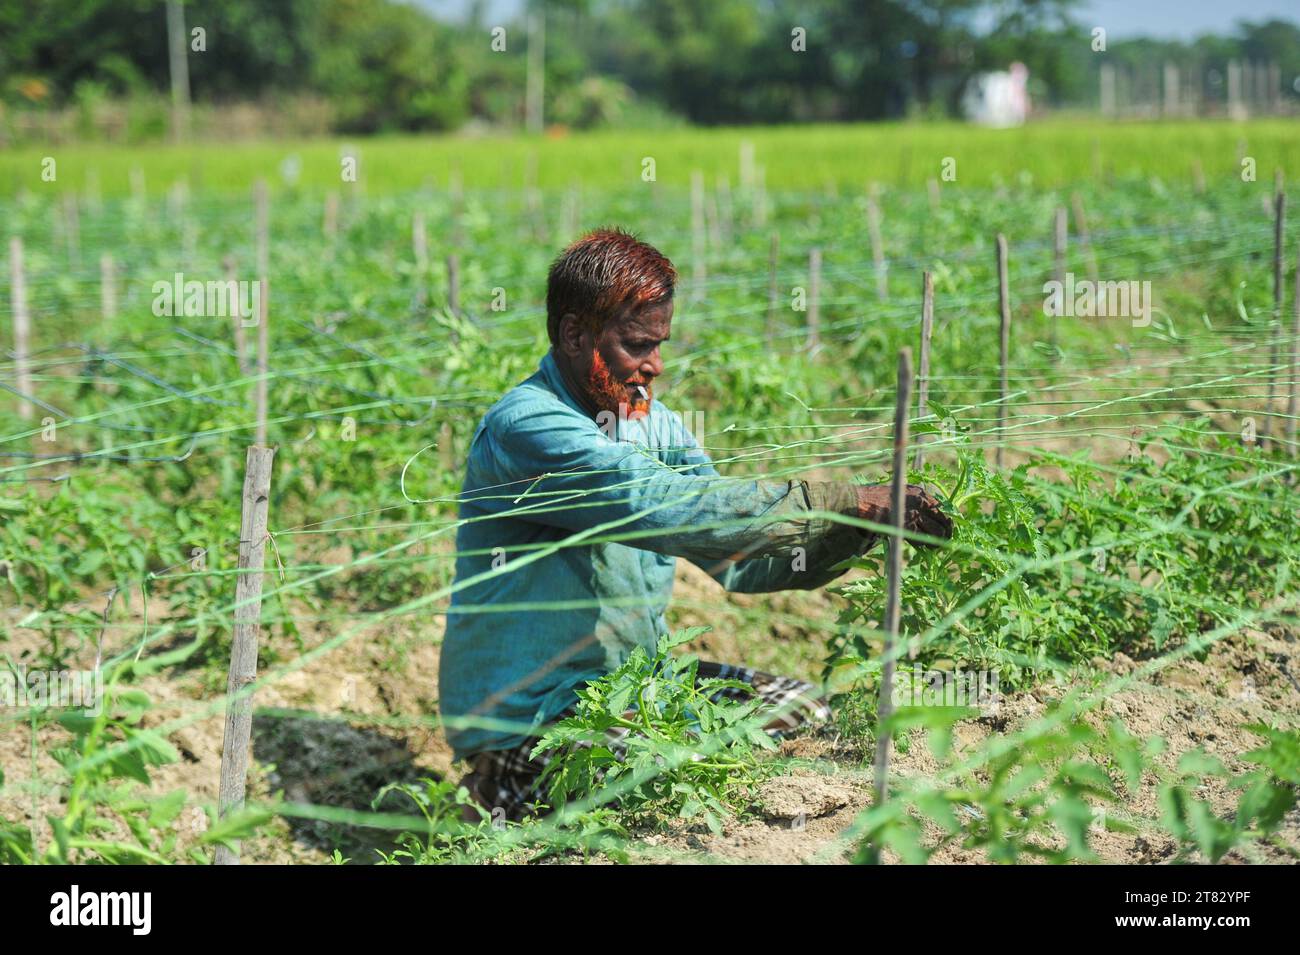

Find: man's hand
<box><xmin>854</xmin><ymin>483</ymin><xmax>953</xmax><ymax>547</ymax></box>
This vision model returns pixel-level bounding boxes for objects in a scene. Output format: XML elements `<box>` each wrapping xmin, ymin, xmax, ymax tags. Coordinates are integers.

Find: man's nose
<box><xmin>641</xmin><ymin>347</ymin><xmax>663</xmax><ymax>378</ymax></box>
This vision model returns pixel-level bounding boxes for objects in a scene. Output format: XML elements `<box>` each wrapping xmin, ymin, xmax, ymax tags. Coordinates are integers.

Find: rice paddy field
<box><xmin>1</xmin><ymin>119</ymin><xmax>1299</xmax><ymax>865</ymax></box>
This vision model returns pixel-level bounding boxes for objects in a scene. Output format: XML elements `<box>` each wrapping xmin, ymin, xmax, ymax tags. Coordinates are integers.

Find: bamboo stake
<box><xmin>62</xmin><ymin>193</ymin><xmax>81</xmax><ymax>271</ymax></box>
<box><xmin>323</xmin><ymin>191</ymin><xmax>339</xmax><ymax>241</ymax></box>
<box><xmin>9</xmin><ymin>238</ymin><xmax>31</xmax><ymax>420</ymax></box>
<box><xmin>767</xmin><ymin>232</ymin><xmax>779</xmax><ymax>347</ymax></box>
<box><xmin>927</xmin><ymin>178</ymin><xmax>940</xmax><ymax>214</ymax></box>
<box><xmin>439</xmin><ymin>421</ymin><xmax>455</xmax><ymax>472</ymax></box>
<box><xmin>129</xmin><ymin>167</ymin><xmax>146</xmax><ymax>206</ymax></box>
<box><xmin>447</xmin><ymin>253</ymin><xmax>461</xmax><ymax>318</ymax></box>
<box><xmin>253</xmin><ymin>179</ymin><xmax>269</xmax><ymax>280</ymax></box>
<box><xmin>872</xmin><ymin>347</ymin><xmax>913</xmax><ymax>817</ymax></box>
<box><xmin>450</xmin><ymin>167</ymin><xmax>465</xmax><ymax>249</ymax></box>
<box><xmin>100</xmin><ymin>253</ymin><xmax>116</xmax><ymax>321</ymax></box>
<box><xmin>691</xmin><ymin>170</ymin><xmax>706</xmax><ymax>303</ymax></box>
<box><xmin>1264</xmin><ymin>190</ymin><xmax>1285</xmax><ymax>449</ymax></box>
<box><xmin>412</xmin><ymin>209</ymin><xmax>428</xmax><ymax>308</ymax></box>
<box><xmin>996</xmin><ymin>233</ymin><xmax>1011</xmax><ymax>470</ymax></box>
<box><xmin>1288</xmin><ymin>245</ymin><xmax>1299</xmax><ymax>459</ymax></box>
<box><xmin>225</xmin><ymin>256</ymin><xmax>249</xmax><ymax>375</ymax></box>
<box><xmin>85</xmin><ymin>169</ymin><xmax>103</xmax><ymax>216</ymax></box>
<box><xmin>254</xmin><ymin>279</ymin><xmax>268</xmax><ymax>447</ymax></box>
<box><xmin>867</xmin><ymin>188</ymin><xmax>888</xmax><ymax>300</ymax></box>
<box><xmin>1052</xmin><ymin>206</ymin><xmax>1067</xmax><ymax>355</ymax></box>
<box><xmin>807</xmin><ymin>247</ymin><xmax>821</xmax><ymax>352</ymax></box>
<box><xmin>214</xmin><ymin>444</ymin><xmax>276</xmax><ymax>866</ymax></box>
<box><xmin>739</xmin><ymin>140</ymin><xmax>755</xmax><ymax>190</ymax></box>
<box><xmin>705</xmin><ymin>189</ymin><xmax>722</xmax><ymax>252</ymax></box>
<box><xmin>1070</xmin><ymin>192</ymin><xmax>1099</xmax><ymax>284</ymax></box>
<box><xmin>716</xmin><ymin>175</ymin><xmax>733</xmax><ymax>247</ymax></box>
<box><xmin>914</xmin><ymin>271</ymin><xmax>935</xmax><ymax>471</ymax></box>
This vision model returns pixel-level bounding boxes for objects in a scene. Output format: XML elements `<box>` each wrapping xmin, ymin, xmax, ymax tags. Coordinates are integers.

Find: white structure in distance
<box><xmin>962</xmin><ymin>62</ymin><xmax>1031</xmax><ymax>127</ymax></box>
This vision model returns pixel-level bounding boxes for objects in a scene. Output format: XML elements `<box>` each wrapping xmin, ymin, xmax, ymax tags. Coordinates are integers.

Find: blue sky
<box><xmin>1073</xmin><ymin>0</ymin><xmax>1296</xmax><ymax>40</ymax></box>
<box><xmin>416</xmin><ymin>0</ymin><xmax>1297</xmax><ymax>40</ymax></box>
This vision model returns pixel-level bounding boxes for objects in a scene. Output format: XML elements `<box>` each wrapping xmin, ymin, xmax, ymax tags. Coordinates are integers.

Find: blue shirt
<box><xmin>438</xmin><ymin>349</ymin><xmax>871</xmax><ymax>761</ymax></box>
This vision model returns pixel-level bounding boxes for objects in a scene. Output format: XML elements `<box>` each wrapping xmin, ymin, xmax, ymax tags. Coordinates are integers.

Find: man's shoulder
<box><xmin>482</xmin><ymin>375</ymin><xmax>578</xmax><ymax>437</ymax></box>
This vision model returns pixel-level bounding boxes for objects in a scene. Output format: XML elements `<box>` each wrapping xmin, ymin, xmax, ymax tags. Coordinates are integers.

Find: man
<box><xmin>439</xmin><ymin>228</ymin><xmax>952</xmax><ymax>822</ymax></box>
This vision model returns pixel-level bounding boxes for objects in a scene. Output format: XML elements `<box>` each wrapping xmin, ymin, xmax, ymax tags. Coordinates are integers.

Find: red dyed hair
<box><xmin>546</xmin><ymin>227</ymin><xmax>677</xmax><ymax>346</ymax></box>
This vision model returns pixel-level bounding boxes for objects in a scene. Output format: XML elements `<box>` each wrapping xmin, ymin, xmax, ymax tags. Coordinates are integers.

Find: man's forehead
<box><xmin>615</xmin><ymin>299</ymin><xmax>673</xmax><ymax>335</ymax></box>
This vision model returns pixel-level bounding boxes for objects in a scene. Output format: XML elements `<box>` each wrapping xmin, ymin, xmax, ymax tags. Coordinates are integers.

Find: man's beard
<box><xmin>586</xmin><ymin>351</ymin><xmax>652</xmax><ymax>421</ymax></box>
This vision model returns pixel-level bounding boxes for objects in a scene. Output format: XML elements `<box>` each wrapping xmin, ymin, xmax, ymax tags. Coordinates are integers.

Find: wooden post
<box><xmin>129</xmin><ymin>167</ymin><xmax>146</xmax><ymax>206</ymax></box>
<box><xmin>867</xmin><ymin>188</ymin><xmax>888</xmax><ymax>301</ymax></box>
<box><xmin>914</xmin><ymin>272</ymin><xmax>935</xmax><ymax>471</ymax></box>
<box><xmin>807</xmin><ymin>247</ymin><xmax>821</xmax><ymax>352</ymax></box>
<box><xmin>1070</xmin><ymin>192</ymin><xmax>1099</xmax><ymax>284</ymax></box>
<box><xmin>412</xmin><ymin>209</ymin><xmax>428</xmax><ymax>308</ymax></box>
<box><xmin>323</xmin><ymin>191</ymin><xmax>339</xmax><ymax>241</ymax></box>
<box><xmin>1191</xmin><ymin>159</ymin><xmax>1206</xmax><ymax>194</ymax></box>
<box><xmin>996</xmin><ymin>233</ymin><xmax>1011</xmax><ymax>470</ymax></box>
<box><xmin>753</xmin><ymin>165</ymin><xmax>767</xmax><ymax>229</ymax></box>
<box><xmin>873</xmin><ymin>347</ymin><xmax>912</xmax><ymax>814</ymax></box>
<box><xmin>450</xmin><ymin>168</ymin><xmax>465</xmax><ymax>249</ymax></box>
<box><xmin>739</xmin><ymin>140</ymin><xmax>755</xmax><ymax>190</ymax></box>
<box><xmin>767</xmin><ymin>232</ymin><xmax>779</xmax><ymax>347</ymax></box>
<box><xmin>62</xmin><ymin>193</ymin><xmax>81</xmax><ymax>271</ymax></box>
<box><xmin>100</xmin><ymin>253</ymin><xmax>116</xmax><ymax>321</ymax></box>
<box><xmin>705</xmin><ymin>189</ymin><xmax>722</xmax><ymax>252</ymax></box>
<box><xmin>560</xmin><ymin>185</ymin><xmax>578</xmax><ymax>241</ymax></box>
<box><xmin>214</xmin><ymin>445</ymin><xmax>276</xmax><ymax>866</ymax></box>
<box><xmin>691</xmin><ymin>170</ymin><xmax>706</xmax><ymax>303</ymax></box>
<box><xmin>85</xmin><ymin>169</ymin><xmax>102</xmax><ymax>216</ymax></box>
<box><xmin>9</xmin><ymin>238</ymin><xmax>31</xmax><ymax>420</ymax></box>
<box><xmin>1288</xmin><ymin>245</ymin><xmax>1299</xmax><ymax>459</ymax></box>
<box><xmin>439</xmin><ymin>421</ymin><xmax>455</xmax><ymax>472</ymax></box>
<box><xmin>447</xmin><ymin>253</ymin><xmax>461</xmax><ymax>318</ymax></box>
<box><xmin>1264</xmin><ymin>191</ymin><xmax>1285</xmax><ymax>449</ymax></box>
<box><xmin>224</xmin><ymin>256</ymin><xmax>249</xmax><ymax>375</ymax></box>
<box><xmin>927</xmin><ymin>178</ymin><xmax>940</xmax><ymax>214</ymax></box>
<box><xmin>524</xmin><ymin>152</ymin><xmax>542</xmax><ymax>240</ymax></box>
<box><xmin>253</xmin><ymin>179</ymin><xmax>269</xmax><ymax>280</ymax></box>
<box><xmin>254</xmin><ymin>279</ymin><xmax>268</xmax><ymax>447</ymax></box>
<box><xmin>1052</xmin><ymin>206</ymin><xmax>1067</xmax><ymax>355</ymax></box>
<box><xmin>716</xmin><ymin>175</ymin><xmax>733</xmax><ymax>247</ymax></box>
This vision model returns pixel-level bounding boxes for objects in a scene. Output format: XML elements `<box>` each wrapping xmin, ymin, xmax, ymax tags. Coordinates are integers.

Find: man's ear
<box><xmin>557</xmin><ymin>312</ymin><xmax>589</xmax><ymax>357</ymax></box>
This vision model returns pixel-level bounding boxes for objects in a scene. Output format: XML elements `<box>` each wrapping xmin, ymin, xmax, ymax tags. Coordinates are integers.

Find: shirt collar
<box><xmin>538</xmin><ymin>349</ymin><xmax>654</xmax><ymax>443</ymax></box>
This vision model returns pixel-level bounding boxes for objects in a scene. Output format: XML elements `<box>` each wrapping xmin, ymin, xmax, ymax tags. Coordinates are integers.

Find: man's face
<box><xmin>562</xmin><ymin>299</ymin><xmax>672</xmax><ymax>421</ymax></box>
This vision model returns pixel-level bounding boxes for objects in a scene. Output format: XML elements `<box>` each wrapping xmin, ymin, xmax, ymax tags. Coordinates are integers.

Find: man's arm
<box><xmin>478</xmin><ymin>403</ymin><xmax>865</xmax><ymax>567</ymax></box>
<box><xmin>669</xmin><ymin>421</ymin><xmax>880</xmax><ymax>593</ymax></box>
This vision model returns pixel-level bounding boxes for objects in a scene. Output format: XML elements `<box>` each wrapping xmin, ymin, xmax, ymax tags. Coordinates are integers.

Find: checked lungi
<box><xmin>456</xmin><ymin>660</ymin><xmax>831</xmax><ymax>823</ymax></box>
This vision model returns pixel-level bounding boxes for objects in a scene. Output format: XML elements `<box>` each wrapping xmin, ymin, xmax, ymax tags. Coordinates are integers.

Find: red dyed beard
<box><xmin>586</xmin><ymin>350</ymin><xmax>652</xmax><ymax>421</ymax></box>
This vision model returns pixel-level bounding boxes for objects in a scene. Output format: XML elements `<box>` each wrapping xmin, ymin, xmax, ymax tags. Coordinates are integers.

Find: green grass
<box><xmin>2</xmin><ymin>119</ymin><xmax>1296</xmax><ymax>197</ymax></box>
<box><xmin>1</xmin><ymin>117</ymin><xmax>1298</xmax><ymax>863</ymax></box>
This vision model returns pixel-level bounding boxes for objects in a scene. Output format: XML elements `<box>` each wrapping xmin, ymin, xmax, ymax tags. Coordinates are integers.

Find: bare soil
<box><xmin>3</xmin><ymin>556</ymin><xmax>1297</xmax><ymax>865</ymax></box>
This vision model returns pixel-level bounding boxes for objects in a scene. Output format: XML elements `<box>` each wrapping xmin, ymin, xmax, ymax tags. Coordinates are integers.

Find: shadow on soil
<box><xmin>253</xmin><ymin>713</ymin><xmax>440</xmax><ymax>864</ymax></box>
